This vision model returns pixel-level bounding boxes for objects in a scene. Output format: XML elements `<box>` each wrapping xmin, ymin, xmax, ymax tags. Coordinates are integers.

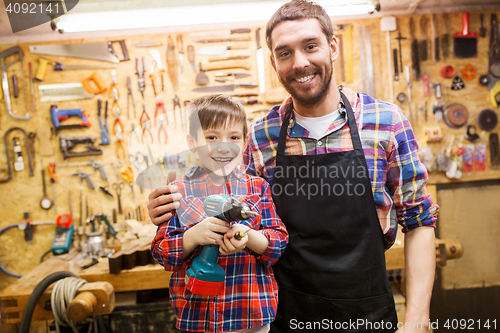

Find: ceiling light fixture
<box><xmin>56</xmin><ymin>1</ymin><xmax>376</xmax><ymax>33</ymax></box>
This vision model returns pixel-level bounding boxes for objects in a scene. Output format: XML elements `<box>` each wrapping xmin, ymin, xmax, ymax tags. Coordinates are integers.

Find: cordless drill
<box><xmin>185</xmin><ymin>194</ymin><xmax>259</xmax><ymax>296</ymax></box>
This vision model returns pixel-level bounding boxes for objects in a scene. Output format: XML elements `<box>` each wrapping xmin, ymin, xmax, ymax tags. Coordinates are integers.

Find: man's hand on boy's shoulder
<box><xmin>148</xmin><ymin>171</ymin><xmax>182</xmax><ymax>226</ymax></box>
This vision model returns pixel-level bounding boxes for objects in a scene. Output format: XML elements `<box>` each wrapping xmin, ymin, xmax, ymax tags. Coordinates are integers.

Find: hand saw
<box><xmin>29</xmin><ymin>40</ymin><xmax>129</xmax><ymax>63</ymax></box>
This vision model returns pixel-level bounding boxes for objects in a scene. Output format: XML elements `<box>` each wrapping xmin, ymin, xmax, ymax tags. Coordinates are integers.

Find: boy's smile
<box><xmin>188</xmin><ymin>122</ymin><xmax>246</xmax><ymax>185</ymax></box>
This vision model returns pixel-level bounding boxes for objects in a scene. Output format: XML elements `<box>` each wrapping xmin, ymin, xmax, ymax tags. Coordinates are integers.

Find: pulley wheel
<box><xmin>444</xmin><ymin>103</ymin><xmax>468</xmax><ymax>129</ymax></box>
<box><xmin>477</xmin><ymin>109</ymin><xmax>498</xmax><ymax>131</ymax></box>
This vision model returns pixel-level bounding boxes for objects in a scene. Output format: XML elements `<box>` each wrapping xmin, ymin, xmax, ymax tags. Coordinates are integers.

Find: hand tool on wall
<box><xmin>120</xmin><ymin>166</ymin><xmax>136</xmax><ymax>201</ymax></box>
<box><xmin>480</xmin><ymin>13</ymin><xmax>487</xmax><ymax>38</ymax></box>
<box><xmin>49</xmin><ymin>162</ymin><xmax>57</xmax><ymax>214</ymax></box>
<box><xmin>52</xmin><ymin>192</ymin><xmax>74</xmax><ymax>255</ymax></box>
<box><xmin>431</xmin><ymin>14</ymin><xmax>440</xmax><ymax>62</ymax></box>
<box><xmin>0</xmin><ymin>127</ymin><xmax>34</xmax><ymax>183</ymax></box>
<box><xmin>34</xmin><ymin>57</ymin><xmax>116</xmax><ymax>81</ymax></box>
<box><xmin>154</xmin><ymin>94</ymin><xmax>167</xmax><ymax>126</ymax></box>
<box><xmin>140</xmin><ymin>103</ymin><xmax>153</xmax><ymax>144</ymax></box>
<box><xmin>12</xmin><ymin>136</ymin><xmax>24</xmax><ymax>171</ymax></box>
<box><xmin>167</xmin><ymin>36</ymin><xmax>179</xmax><ymax>91</ymax></box>
<box><xmin>419</xmin><ymin>15</ymin><xmax>429</xmax><ymax>61</ymax></box>
<box><xmin>38</xmin><ymin>82</ymin><xmax>93</xmax><ymax>102</ymax></box>
<box><xmin>197</xmin><ymin>44</ymin><xmax>248</xmax><ymax>55</ymax></box>
<box><xmin>126</xmin><ymin>77</ymin><xmax>136</xmax><ymax>119</ymax></box>
<box><xmin>61</xmin><ymin>159</ymin><xmax>108</xmax><ymax>181</ymax></box>
<box><xmin>40</xmin><ymin>170</ymin><xmax>53</xmax><ymax>210</ymax></box>
<box><xmin>173</xmin><ymin>95</ymin><xmax>182</xmax><ymax>128</ymax></box>
<box><xmin>200</xmin><ymin>62</ymin><xmax>251</xmax><ymax>72</ymax></box>
<box><xmin>442</xmin><ymin>13</ymin><xmax>450</xmax><ymax>60</ymax></box>
<box><xmin>256</xmin><ymin>28</ymin><xmax>266</xmax><ymax>94</ymax></box>
<box><xmin>51</xmin><ymin>105</ymin><xmax>91</xmax><ymax>134</ymax></box>
<box><xmin>149</xmin><ymin>60</ymin><xmax>158</xmax><ymax>96</ymax></box>
<box><xmin>190</xmin><ymin>28</ymin><xmax>251</xmax><ymax>36</ymax></box>
<box><xmin>100</xmin><ymin>186</ymin><xmax>114</xmax><ymax>199</ymax></box>
<box><xmin>209</xmin><ymin>55</ymin><xmax>250</xmax><ymax>62</ymax></box>
<box><xmin>158</xmin><ymin>115</ymin><xmax>168</xmax><ymax>144</ymax></box>
<box><xmin>395</xmin><ymin>32</ymin><xmax>406</xmax><ymax>72</ymax></box>
<box><xmin>487</xmin><ymin>14</ymin><xmax>500</xmax><ymax>90</ymax></box>
<box><xmin>393</xmin><ymin>49</ymin><xmax>399</xmax><ymax>81</ymax></box>
<box><xmin>150</xmin><ymin>49</ymin><xmax>165</xmax><ymax>91</ymax></box>
<box><xmin>454</xmin><ymin>12</ymin><xmax>478</xmax><ymax>58</ymax></box>
<box><xmin>192</xmin><ymin>83</ymin><xmax>257</xmax><ymax>93</ymax></box>
<box><xmin>195</xmin><ymin>36</ymin><xmax>251</xmax><ymax>43</ymax></box>
<box><xmin>410</xmin><ymin>18</ymin><xmax>421</xmax><ymax>80</ymax></box>
<box><xmin>186</xmin><ymin>194</ymin><xmax>259</xmax><ymax>296</ymax></box>
<box><xmin>30</xmin><ymin>40</ymin><xmax>130</xmax><ymax>63</ymax></box>
<box><xmin>135</xmin><ymin>57</ymin><xmax>146</xmax><ymax>97</ymax></box>
<box><xmin>97</xmin><ymin>100</ymin><xmax>110</xmax><ymax>145</ymax></box>
<box><xmin>135</xmin><ymin>41</ymin><xmax>162</xmax><ymax>48</ymax></box>
<box><xmin>490</xmin><ymin>133</ymin><xmax>499</xmax><ymax>169</ymax></box>
<box><xmin>12</xmin><ymin>74</ymin><xmax>18</xmax><ymax>98</ymax></box>
<box><xmin>114</xmin><ymin>117</ymin><xmax>126</xmax><ymax>160</ymax></box>
<box><xmin>81</xmin><ymin>72</ymin><xmax>107</xmax><ymax>94</ymax></box>
<box><xmin>195</xmin><ymin>63</ymin><xmax>209</xmax><ymax>85</ymax></box>
<box><xmin>28</xmin><ymin>62</ymin><xmax>35</xmax><ymax>115</ymax></box>
<box><xmin>177</xmin><ymin>34</ymin><xmax>184</xmax><ymax>73</ymax></box>
<box><xmin>72</xmin><ymin>171</ymin><xmax>96</xmax><ymax>191</ymax></box>
<box><xmin>0</xmin><ymin>46</ymin><xmax>30</xmax><ymax>120</ymax></box>
<box><xmin>214</xmin><ymin>72</ymin><xmax>250</xmax><ymax>82</ymax></box>
<box><xmin>59</xmin><ymin>136</ymin><xmax>103</xmax><ymax>159</ymax></box>
<box><xmin>187</xmin><ymin>45</ymin><xmax>196</xmax><ymax>73</ymax></box>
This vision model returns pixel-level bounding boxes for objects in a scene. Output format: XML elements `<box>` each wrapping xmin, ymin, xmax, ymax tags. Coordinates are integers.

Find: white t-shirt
<box><xmin>294</xmin><ymin>109</ymin><xmax>340</xmax><ymax>140</ymax></box>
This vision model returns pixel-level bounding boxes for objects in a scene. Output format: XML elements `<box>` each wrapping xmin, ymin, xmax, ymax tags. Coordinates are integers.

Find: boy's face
<box><xmin>188</xmin><ymin>121</ymin><xmax>245</xmax><ymax>182</ymax></box>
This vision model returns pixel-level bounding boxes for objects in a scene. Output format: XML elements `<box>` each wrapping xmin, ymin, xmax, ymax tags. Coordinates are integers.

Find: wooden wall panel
<box><xmin>1</xmin><ymin>9</ymin><xmax>499</xmax><ymax>294</ymax></box>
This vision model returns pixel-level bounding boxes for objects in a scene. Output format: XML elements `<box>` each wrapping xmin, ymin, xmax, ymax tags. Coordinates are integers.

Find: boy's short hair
<box><xmin>265</xmin><ymin>0</ymin><xmax>334</xmax><ymax>52</ymax></box>
<box><xmin>188</xmin><ymin>94</ymin><xmax>248</xmax><ymax>140</ymax></box>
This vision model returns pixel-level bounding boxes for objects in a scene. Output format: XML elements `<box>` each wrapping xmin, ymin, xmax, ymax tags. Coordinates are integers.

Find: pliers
<box><xmin>126</xmin><ymin>76</ymin><xmax>136</xmax><ymax>119</ymax></box>
<box><xmin>158</xmin><ymin>115</ymin><xmax>168</xmax><ymax>144</ymax></box>
<box><xmin>135</xmin><ymin>57</ymin><xmax>145</xmax><ymax>98</ymax></box>
<box><xmin>154</xmin><ymin>94</ymin><xmax>167</xmax><ymax>126</ymax></box>
<box><xmin>114</xmin><ymin>121</ymin><xmax>126</xmax><ymax>160</ymax></box>
<box><xmin>140</xmin><ymin>103</ymin><xmax>153</xmax><ymax>144</ymax></box>
<box><xmin>173</xmin><ymin>95</ymin><xmax>181</xmax><ymax>126</ymax></box>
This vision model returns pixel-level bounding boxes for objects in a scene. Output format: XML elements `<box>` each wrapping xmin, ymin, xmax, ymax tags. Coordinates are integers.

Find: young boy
<box><xmin>151</xmin><ymin>95</ymin><xmax>288</xmax><ymax>333</ymax></box>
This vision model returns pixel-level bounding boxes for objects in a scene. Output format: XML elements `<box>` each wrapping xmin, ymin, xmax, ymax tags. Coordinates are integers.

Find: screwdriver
<box><xmin>48</xmin><ymin>163</ymin><xmax>57</xmax><ymax>214</ymax></box>
<box><xmin>234</xmin><ymin>222</ymin><xmax>261</xmax><ymax>240</ymax></box>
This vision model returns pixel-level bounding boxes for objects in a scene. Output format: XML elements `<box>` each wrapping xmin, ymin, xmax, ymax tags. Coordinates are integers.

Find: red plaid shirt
<box><xmin>151</xmin><ymin>166</ymin><xmax>288</xmax><ymax>332</ymax></box>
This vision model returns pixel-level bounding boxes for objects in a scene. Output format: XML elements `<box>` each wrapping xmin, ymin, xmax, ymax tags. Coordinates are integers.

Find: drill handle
<box><xmin>198</xmin><ymin>244</ymin><xmax>220</xmax><ymax>263</ymax></box>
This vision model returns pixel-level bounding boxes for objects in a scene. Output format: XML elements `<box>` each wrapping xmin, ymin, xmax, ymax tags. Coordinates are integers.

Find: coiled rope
<box><xmin>51</xmin><ymin>277</ymin><xmax>92</xmax><ymax>333</ymax></box>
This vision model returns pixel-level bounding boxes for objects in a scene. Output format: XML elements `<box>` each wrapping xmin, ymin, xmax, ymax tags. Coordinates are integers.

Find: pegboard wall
<box><xmin>1</xmin><ymin>9</ymin><xmax>500</xmax><ymax>291</ymax></box>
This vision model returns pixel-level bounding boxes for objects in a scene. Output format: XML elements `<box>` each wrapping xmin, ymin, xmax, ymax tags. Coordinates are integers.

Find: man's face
<box><xmin>270</xmin><ymin>18</ymin><xmax>337</xmax><ymax>106</ymax></box>
<box><xmin>188</xmin><ymin>122</ymin><xmax>245</xmax><ymax>184</ymax></box>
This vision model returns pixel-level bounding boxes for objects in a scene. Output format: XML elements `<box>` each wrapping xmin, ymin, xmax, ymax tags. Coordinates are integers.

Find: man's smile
<box><xmin>295</xmin><ymin>74</ymin><xmax>315</xmax><ymax>83</ymax></box>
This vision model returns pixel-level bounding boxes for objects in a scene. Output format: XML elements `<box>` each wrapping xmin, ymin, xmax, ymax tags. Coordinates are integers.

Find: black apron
<box><xmin>270</xmin><ymin>92</ymin><xmax>398</xmax><ymax>333</ymax></box>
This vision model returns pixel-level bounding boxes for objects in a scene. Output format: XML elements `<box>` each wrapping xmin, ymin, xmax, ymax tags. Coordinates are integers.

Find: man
<box><xmin>148</xmin><ymin>1</ymin><xmax>437</xmax><ymax>332</ymax></box>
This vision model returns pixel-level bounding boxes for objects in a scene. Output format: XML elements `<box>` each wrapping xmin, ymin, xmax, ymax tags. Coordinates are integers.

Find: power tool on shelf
<box><xmin>185</xmin><ymin>194</ymin><xmax>259</xmax><ymax>296</ymax></box>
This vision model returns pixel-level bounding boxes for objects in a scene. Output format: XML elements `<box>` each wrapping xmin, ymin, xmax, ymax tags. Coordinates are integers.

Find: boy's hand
<box><xmin>218</xmin><ymin>224</ymin><xmax>249</xmax><ymax>255</ymax></box>
<box><xmin>148</xmin><ymin>171</ymin><xmax>181</xmax><ymax>226</ymax></box>
<box><xmin>188</xmin><ymin>217</ymin><xmax>230</xmax><ymax>246</ymax></box>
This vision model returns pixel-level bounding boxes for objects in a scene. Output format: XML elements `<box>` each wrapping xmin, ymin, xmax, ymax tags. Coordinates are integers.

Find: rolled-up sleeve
<box><xmin>151</xmin><ymin>197</ymin><xmax>206</xmax><ymax>271</ymax></box>
<box><xmin>386</xmin><ymin>106</ymin><xmax>438</xmax><ymax>233</ymax></box>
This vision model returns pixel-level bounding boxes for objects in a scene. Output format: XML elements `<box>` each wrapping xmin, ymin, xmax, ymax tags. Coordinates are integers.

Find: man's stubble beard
<box><xmin>277</xmin><ymin>57</ymin><xmax>334</xmax><ymax>106</ymax></box>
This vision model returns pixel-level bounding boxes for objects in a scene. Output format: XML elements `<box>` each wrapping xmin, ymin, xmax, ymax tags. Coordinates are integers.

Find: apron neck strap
<box><xmin>277</xmin><ymin>91</ymin><xmax>363</xmax><ymax>155</ymax></box>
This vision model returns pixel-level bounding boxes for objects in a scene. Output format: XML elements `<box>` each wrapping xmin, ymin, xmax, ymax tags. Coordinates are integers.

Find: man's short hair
<box><xmin>188</xmin><ymin>94</ymin><xmax>248</xmax><ymax>140</ymax></box>
<box><xmin>266</xmin><ymin>0</ymin><xmax>334</xmax><ymax>52</ymax></box>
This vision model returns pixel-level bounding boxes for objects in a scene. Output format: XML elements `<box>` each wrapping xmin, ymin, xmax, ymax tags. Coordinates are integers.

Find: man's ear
<box><xmin>330</xmin><ymin>35</ymin><xmax>339</xmax><ymax>62</ymax></box>
<box><xmin>187</xmin><ymin>134</ymin><xmax>197</xmax><ymax>153</ymax></box>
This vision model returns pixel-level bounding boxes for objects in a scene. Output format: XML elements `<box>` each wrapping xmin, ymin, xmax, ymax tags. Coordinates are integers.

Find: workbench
<box><xmin>0</xmin><ymin>250</ymin><xmax>172</xmax><ymax>325</ymax></box>
<box><xmin>1</xmin><ymin>235</ymin><xmax>461</xmax><ymax>325</ymax></box>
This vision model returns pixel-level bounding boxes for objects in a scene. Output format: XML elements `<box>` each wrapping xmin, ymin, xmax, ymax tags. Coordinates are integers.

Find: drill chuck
<box><xmin>203</xmin><ymin>195</ymin><xmax>260</xmax><ymax>222</ymax></box>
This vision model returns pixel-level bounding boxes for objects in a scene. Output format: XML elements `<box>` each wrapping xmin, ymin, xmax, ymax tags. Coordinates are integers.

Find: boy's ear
<box><xmin>187</xmin><ymin>134</ymin><xmax>197</xmax><ymax>153</ymax></box>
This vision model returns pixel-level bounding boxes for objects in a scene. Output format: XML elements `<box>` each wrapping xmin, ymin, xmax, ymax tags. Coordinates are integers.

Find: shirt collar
<box><xmin>185</xmin><ymin>164</ymin><xmax>245</xmax><ymax>181</ymax></box>
<box><xmin>275</xmin><ymin>84</ymin><xmax>359</xmax><ymax>137</ymax></box>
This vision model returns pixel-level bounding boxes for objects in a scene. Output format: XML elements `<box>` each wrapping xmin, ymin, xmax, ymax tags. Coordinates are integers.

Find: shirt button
<box><xmin>317</xmin><ymin>141</ymin><xmax>323</xmax><ymax>146</ymax></box>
